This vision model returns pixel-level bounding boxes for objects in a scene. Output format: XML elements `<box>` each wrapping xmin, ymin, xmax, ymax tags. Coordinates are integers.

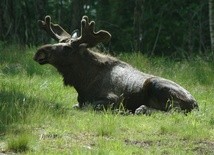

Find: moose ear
<box><xmin>71</xmin><ymin>29</ymin><xmax>79</xmax><ymax>39</ymax></box>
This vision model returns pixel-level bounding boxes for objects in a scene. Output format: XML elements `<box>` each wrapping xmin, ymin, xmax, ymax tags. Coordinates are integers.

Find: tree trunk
<box><xmin>209</xmin><ymin>0</ymin><xmax>214</xmax><ymax>52</ymax></box>
<box><xmin>0</xmin><ymin>1</ymin><xmax>3</xmax><ymax>40</ymax></box>
<box><xmin>71</xmin><ymin>0</ymin><xmax>84</xmax><ymax>32</ymax></box>
<box><xmin>36</xmin><ymin>0</ymin><xmax>46</xmax><ymax>19</ymax></box>
<box><xmin>133</xmin><ymin>0</ymin><xmax>144</xmax><ymax>52</ymax></box>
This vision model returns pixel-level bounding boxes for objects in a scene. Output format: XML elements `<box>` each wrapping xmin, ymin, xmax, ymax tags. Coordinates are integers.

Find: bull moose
<box><xmin>34</xmin><ymin>15</ymin><xmax>198</xmax><ymax>114</ymax></box>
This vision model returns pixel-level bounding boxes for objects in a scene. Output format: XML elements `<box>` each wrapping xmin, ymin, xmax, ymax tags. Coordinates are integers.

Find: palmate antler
<box><xmin>38</xmin><ymin>16</ymin><xmax>71</xmax><ymax>43</ymax></box>
<box><xmin>38</xmin><ymin>15</ymin><xmax>111</xmax><ymax>47</ymax></box>
<box><xmin>73</xmin><ymin>16</ymin><xmax>111</xmax><ymax>47</ymax></box>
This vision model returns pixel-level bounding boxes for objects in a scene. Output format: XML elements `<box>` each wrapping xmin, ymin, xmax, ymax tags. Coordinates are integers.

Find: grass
<box><xmin>7</xmin><ymin>133</ymin><xmax>30</xmax><ymax>153</ymax></box>
<box><xmin>0</xmin><ymin>45</ymin><xmax>214</xmax><ymax>154</ymax></box>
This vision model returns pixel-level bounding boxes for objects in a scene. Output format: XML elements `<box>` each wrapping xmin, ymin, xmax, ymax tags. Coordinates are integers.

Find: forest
<box><xmin>0</xmin><ymin>0</ymin><xmax>213</xmax><ymax>57</ymax></box>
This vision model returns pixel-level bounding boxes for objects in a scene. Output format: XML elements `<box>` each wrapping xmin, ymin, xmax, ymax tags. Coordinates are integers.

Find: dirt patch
<box><xmin>124</xmin><ymin>139</ymin><xmax>154</xmax><ymax>148</ymax></box>
<box><xmin>125</xmin><ymin>138</ymin><xmax>214</xmax><ymax>154</ymax></box>
<box><xmin>193</xmin><ymin>141</ymin><xmax>214</xmax><ymax>154</ymax></box>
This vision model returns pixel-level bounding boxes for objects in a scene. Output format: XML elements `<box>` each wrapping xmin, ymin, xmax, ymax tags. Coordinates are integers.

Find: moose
<box><xmin>34</xmin><ymin>15</ymin><xmax>198</xmax><ymax>114</ymax></box>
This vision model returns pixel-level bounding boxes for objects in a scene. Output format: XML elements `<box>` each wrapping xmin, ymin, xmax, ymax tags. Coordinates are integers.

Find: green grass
<box><xmin>0</xmin><ymin>45</ymin><xmax>214</xmax><ymax>154</ymax></box>
<box><xmin>7</xmin><ymin>133</ymin><xmax>30</xmax><ymax>153</ymax></box>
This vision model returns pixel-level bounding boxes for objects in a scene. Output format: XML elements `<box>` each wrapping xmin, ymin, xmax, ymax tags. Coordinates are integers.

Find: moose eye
<box><xmin>37</xmin><ymin>52</ymin><xmax>46</xmax><ymax>60</ymax></box>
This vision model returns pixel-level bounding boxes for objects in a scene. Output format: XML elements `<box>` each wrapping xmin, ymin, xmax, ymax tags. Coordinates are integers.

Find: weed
<box><xmin>96</xmin><ymin>113</ymin><xmax>117</xmax><ymax>137</ymax></box>
<box><xmin>7</xmin><ymin>134</ymin><xmax>30</xmax><ymax>153</ymax></box>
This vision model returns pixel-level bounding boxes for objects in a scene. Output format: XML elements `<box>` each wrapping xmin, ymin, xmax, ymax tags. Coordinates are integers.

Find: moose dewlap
<box><xmin>34</xmin><ymin>15</ymin><xmax>198</xmax><ymax>114</ymax></box>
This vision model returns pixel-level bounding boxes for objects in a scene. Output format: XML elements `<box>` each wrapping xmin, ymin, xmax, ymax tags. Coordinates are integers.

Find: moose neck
<box><xmin>54</xmin><ymin>50</ymin><xmax>114</xmax><ymax>94</ymax></box>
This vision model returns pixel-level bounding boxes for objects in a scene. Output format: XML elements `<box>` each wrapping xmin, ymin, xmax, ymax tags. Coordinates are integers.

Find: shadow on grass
<box><xmin>0</xmin><ymin>46</ymin><xmax>55</xmax><ymax>77</ymax></box>
<box><xmin>0</xmin><ymin>90</ymin><xmax>70</xmax><ymax>134</ymax></box>
<box><xmin>0</xmin><ymin>57</ymin><xmax>54</xmax><ymax>77</ymax></box>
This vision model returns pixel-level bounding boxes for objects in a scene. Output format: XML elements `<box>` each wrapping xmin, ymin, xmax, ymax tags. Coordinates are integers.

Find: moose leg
<box><xmin>72</xmin><ymin>99</ymin><xmax>112</xmax><ymax>110</ymax></box>
<box><xmin>92</xmin><ymin>93</ymin><xmax>122</xmax><ymax>110</ymax></box>
<box><xmin>134</xmin><ymin>105</ymin><xmax>148</xmax><ymax>115</ymax></box>
<box><xmin>72</xmin><ymin>95</ymin><xmax>88</xmax><ymax>109</ymax></box>
<box><xmin>123</xmin><ymin>93</ymin><xmax>157</xmax><ymax>115</ymax></box>
<box><xmin>142</xmin><ymin>77</ymin><xmax>198</xmax><ymax>112</ymax></box>
<box><xmin>92</xmin><ymin>99</ymin><xmax>113</xmax><ymax>110</ymax></box>
<box><xmin>134</xmin><ymin>105</ymin><xmax>159</xmax><ymax>115</ymax></box>
<box><xmin>73</xmin><ymin>93</ymin><xmax>121</xmax><ymax>111</ymax></box>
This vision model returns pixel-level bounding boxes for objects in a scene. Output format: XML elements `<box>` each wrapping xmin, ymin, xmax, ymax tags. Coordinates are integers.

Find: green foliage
<box><xmin>0</xmin><ymin>46</ymin><xmax>214</xmax><ymax>154</ymax></box>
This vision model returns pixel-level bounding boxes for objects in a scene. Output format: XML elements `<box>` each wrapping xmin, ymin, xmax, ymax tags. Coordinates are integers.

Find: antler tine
<box><xmin>38</xmin><ymin>15</ymin><xmax>71</xmax><ymax>43</ymax></box>
<box><xmin>73</xmin><ymin>16</ymin><xmax>111</xmax><ymax>47</ymax></box>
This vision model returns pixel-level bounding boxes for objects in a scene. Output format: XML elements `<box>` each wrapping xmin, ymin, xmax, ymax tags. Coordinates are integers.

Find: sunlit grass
<box><xmin>0</xmin><ymin>45</ymin><xmax>214</xmax><ymax>154</ymax></box>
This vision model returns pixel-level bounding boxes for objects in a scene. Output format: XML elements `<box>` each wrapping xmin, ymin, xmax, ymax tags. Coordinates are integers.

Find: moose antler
<box><xmin>73</xmin><ymin>16</ymin><xmax>111</xmax><ymax>47</ymax></box>
<box><xmin>38</xmin><ymin>15</ymin><xmax>111</xmax><ymax>46</ymax></box>
<box><xmin>38</xmin><ymin>15</ymin><xmax>71</xmax><ymax>43</ymax></box>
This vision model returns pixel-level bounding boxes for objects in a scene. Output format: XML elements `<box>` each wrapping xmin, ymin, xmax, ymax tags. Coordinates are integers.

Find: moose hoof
<box><xmin>135</xmin><ymin>105</ymin><xmax>151</xmax><ymax>115</ymax></box>
<box><xmin>72</xmin><ymin>103</ymin><xmax>80</xmax><ymax>109</ymax></box>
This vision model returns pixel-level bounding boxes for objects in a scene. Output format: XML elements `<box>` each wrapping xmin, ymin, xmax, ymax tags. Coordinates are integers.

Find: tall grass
<box><xmin>7</xmin><ymin>133</ymin><xmax>30</xmax><ymax>153</ymax></box>
<box><xmin>0</xmin><ymin>45</ymin><xmax>214</xmax><ymax>154</ymax></box>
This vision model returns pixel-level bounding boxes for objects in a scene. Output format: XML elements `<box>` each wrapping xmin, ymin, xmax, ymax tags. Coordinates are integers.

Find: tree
<box><xmin>0</xmin><ymin>1</ymin><xmax>3</xmax><ymax>40</ymax></box>
<box><xmin>209</xmin><ymin>0</ymin><xmax>214</xmax><ymax>52</ymax></box>
<box><xmin>71</xmin><ymin>0</ymin><xmax>84</xmax><ymax>31</ymax></box>
<box><xmin>133</xmin><ymin>0</ymin><xmax>144</xmax><ymax>52</ymax></box>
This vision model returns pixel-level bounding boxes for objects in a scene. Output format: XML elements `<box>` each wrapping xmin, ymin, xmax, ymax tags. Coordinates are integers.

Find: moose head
<box><xmin>34</xmin><ymin>15</ymin><xmax>111</xmax><ymax>66</ymax></box>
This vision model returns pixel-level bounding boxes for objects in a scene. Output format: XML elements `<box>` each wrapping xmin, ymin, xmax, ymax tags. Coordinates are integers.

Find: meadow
<box><xmin>0</xmin><ymin>45</ymin><xmax>214</xmax><ymax>154</ymax></box>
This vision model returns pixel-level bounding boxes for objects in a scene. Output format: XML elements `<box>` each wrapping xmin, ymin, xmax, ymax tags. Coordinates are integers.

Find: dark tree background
<box><xmin>0</xmin><ymin>0</ymin><xmax>212</xmax><ymax>56</ymax></box>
